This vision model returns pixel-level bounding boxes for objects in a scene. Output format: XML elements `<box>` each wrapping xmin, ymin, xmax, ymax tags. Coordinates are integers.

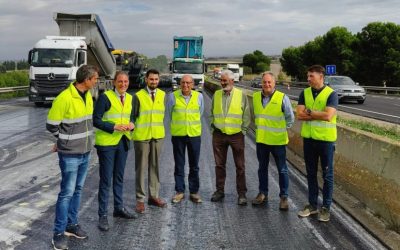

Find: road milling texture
<box><xmin>0</xmin><ymin>95</ymin><xmax>388</xmax><ymax>250</ymax></box>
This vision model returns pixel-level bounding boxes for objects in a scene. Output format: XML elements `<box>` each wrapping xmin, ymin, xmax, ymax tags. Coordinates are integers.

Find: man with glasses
<box><xmin>167</xmin><ymin>75</ymin><xmax>204</xmax><ymax>204</ymax></box>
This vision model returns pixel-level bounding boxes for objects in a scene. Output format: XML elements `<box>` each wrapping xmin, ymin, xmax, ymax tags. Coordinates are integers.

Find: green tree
<box><xmin>280</xmin><ymin>46</ymin><xmax>305</xmax><ymax>80</ymax></box>
<box><xmin>353</xmin><ymin>22</ymin><xmax>400</xmax><ymax>87</ymax></box>
<box><xmin>243</xmin><ymin>50</ymin><xmax>271</xmax><ymax>74</ymax></box>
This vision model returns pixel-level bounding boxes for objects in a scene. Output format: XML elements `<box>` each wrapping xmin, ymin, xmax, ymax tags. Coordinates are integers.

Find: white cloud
<box><xmin>1</xmin><ymin>0</ymin><xmax>400</xmax><ymax>60</ymax></box>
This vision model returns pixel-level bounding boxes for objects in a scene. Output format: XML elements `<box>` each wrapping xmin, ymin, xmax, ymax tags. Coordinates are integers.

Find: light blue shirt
<box><xmin>261</xmin><ymin>89</ymin><xmax>295</xmax><ymax>128</ymax></box>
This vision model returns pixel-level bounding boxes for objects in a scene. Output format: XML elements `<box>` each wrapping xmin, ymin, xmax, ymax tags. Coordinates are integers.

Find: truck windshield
<box><xmin>229</xmin><ymin>68</ymin><xmax>239</xmax><ymax>73</ymax></box>
<box><xmin>31</xmin><ymin>49</ymin><xmax>75</xmax><ymax>67</ymax></box>
<box><xmin>174</xmin><ymin>61</ymin><xmax>203</xmax><ymax>74</ymax></box>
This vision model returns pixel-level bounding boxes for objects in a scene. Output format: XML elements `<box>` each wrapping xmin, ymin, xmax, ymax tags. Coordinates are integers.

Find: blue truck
<box><xmin>171</xmin><ymin>36</ymin><xmax>205</xmax><ymax>92</ymax></box>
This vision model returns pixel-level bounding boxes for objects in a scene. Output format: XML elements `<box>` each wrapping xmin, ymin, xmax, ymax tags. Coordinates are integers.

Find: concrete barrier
<box><xmin>205</xmin><ymin>77</ymin><xmax>400</xmax><ymax>228</ymax></box>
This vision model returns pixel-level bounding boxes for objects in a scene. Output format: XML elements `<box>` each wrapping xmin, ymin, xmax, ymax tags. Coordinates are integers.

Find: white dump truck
<box><xmin>28</xmin><ymin>13</ymin><xmax>116</xmax><ymax>105</ymax></box>
<box><xmin>227</xmin><ymin>63</ymin><xmax>243</xmax><ymax>82</ymax></box>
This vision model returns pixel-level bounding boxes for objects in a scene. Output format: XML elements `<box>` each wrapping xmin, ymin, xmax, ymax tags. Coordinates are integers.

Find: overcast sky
<box><xmin>1</xmin><ymin>0</ymin><xmax>400</xmax><ymax>60</ymax></box>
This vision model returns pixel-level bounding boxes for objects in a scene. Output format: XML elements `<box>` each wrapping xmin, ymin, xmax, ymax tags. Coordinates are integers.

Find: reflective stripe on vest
<box><xmin>301</xmin><ymin>86</ymin><xmax>337</xmax><ymax>142</ymax></box>
<box><xmin>213</xmin><ymin>88</ymin><xmax>243</xmax><ymax>135</ymax></box>
<box><xmin>253</xmin><ymin>91</ymin><xmax>288</xmax><ymax>145</ymax></box>
<box><xmin>95</xmin><ymin>91</ymin><xmax>133</xmax><ymax>146</ymax></box>
<box><xmin>46</xmin><ymin>83</ymin><xmax>93</xmax><ymax>154</ymax></box>
<box><xmin>170</xmin><ymin>90</ymin><xmax>202</xmax><ymax>137</ymax></box>
<box><xmin>132</xmin><ymin>88</ymin><xmax>165</xmax><ymax>140</ymax></box>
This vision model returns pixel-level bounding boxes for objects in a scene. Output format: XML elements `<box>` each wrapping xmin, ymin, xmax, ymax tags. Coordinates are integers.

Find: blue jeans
<box><xmin>54</xmin><ymin>152</ymin><xmax>90</xmax><ymax>234</ymax></box>
<box><xmin>172</xmin><ymin>136</ymin><xmax>201</xmax><ymax>193</ymax></box>
<box><xmin>303</xmin><ymin>138</ymin><xmax>335</xmax><ymax>209</ymax></box>
<box><xmin>256</xmin><ymin>143</ymin><xmax>289</xmax><ymax>198</ymax></box>
<box><xmin>97</xmin><ymin>139</ymin><xmax>128</xmax><ymax>217</ymax></box>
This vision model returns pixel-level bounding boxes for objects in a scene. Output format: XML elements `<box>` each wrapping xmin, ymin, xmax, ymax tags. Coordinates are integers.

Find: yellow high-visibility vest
<box><xmin>253</xmin><ymin>90</ymin><xmax>288</xmax><ymax>145</ymax></box>
<box><xmin>95</xmin><ymin>90</ymin><xmax>133</xmax><ymax>146</ymax></box>
<box><xmin>132</xmin><ymin>88</ymin><xmax>165</xmax><ymax>140</ymax></box>
<box><xmin>170</xmin><ymin>90</ymin><xmax>201</xmax><ymax>137</ymax></box>
<box><xmin>46</xmin><ymin>82</ymin><xmax>93</xmax><ymax>154</ymax></box>
<box><xmin>213</xmin><ymin>88</ymin><xmax>243</xmax><ymax>135</ymax></box>
<box><xmin>301</xmin><ymin>86</ymin><xmax>337</xmax><ymax>142</ymax></box>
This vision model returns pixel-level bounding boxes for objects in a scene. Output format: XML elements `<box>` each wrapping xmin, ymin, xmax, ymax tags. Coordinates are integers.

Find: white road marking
<box><xmin>338</xmin><ymin>105</ymin><xmax>400</xmax><ymax>119</ymax></box>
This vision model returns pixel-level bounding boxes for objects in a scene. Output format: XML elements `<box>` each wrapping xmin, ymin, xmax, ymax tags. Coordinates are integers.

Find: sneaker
<box><xmin>238</xmin><ymin>195</ymin><xmax>247</xmax><ymax>206</ymax></box>
<box><xmin>279</xmin><ymin>197</ymin><xmax>289</xmax><ymax>211</ymax></box>
<box><xmin>64</xmin><ymin>224</ymin><xmax>88</xmax><ymax>239</ymax></box>
<box><xmin>211</xmin><ymin>191</ymin><xmax>225</xmax><ymax>202</ymax></box>
<box><xmin>190</xmin><ymin>193</ymin><xmax>203</xmax><ymax>203</ymax></box>
<box><xmin>52</xmin><ymin>233</ymin><xmax>68</xmax><ymax>250</ymax></box>
<box><xmin>318</xmin><ymin>207</ymin><xmax>331</xmax><ymax>222</ymax></box>
<box><xmin>298</xmin><ymin>204</ymin><xmax>318</xmax><ymax>217</ymax></box>
<box><xmin>251</xmin><ymin>193</ymin><xmax>267</xmax><ymax>205</ymax></box>
<box><xmin>172</xmin><ymin>192</ymin><xmax>185</xmax><ymax>204</ymax></box>
<box><xmin>98</xmin><ymin>216</ymin><xmax>109</xmax><ymax>231</ymax></box>
<box><xmin>135</xmin><ymin>201</ymin><xmax>145</xmax><ymax>214</ymax></box>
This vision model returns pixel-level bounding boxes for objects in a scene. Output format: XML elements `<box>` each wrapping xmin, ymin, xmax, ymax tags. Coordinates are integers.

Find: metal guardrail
<box><xmin>0</xmin><ymin>86</ymin><xmax>29</xmax><ymax>93</ymax></box>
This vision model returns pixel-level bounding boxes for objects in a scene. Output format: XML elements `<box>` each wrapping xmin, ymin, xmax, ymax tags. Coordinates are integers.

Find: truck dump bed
<box><xmin>173</xmin><ymin>36</ymin><xmax>203</xmax><ymax>59</ymax></box>
<box><xmin>54</xmin><ymin>12</ymin><xmax>116</xmax><ymax>79</ymax></box>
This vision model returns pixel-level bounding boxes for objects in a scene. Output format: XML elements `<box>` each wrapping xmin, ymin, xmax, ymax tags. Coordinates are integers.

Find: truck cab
<box><xmin>28</xmin><ymin>36</ymin><xmax>87</xmax><ymax>105</ymax></box>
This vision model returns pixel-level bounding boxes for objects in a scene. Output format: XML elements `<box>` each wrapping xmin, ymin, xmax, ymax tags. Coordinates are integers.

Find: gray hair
<box><xmin>220</xmin><ymin>69</ymin><xmax>235</xmax><ymax>80</ymax></box>
<box><xmin>261</xmin><ymin>71</ymin><xmax>276</xmax><ymax>82</ymax></box>
<box><xmin>76</xmin><ymin>65</ymin><xmax>99</xmax><ymax>83</ymax></box>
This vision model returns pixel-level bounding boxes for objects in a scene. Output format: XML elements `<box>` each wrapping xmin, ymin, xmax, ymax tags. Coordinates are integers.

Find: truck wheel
<box><xmin>34</xmin><ymin>102</ymin><xmax>44</xmax><ymax>107</ymax></box>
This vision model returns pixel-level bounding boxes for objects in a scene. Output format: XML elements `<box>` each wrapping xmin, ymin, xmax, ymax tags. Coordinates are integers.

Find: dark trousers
<box><xmin>256</xmin><ymin>143</ymin><xmax>289</xmax><ymax>198</ymax></box>
<box><xmin>172</xmin><ymin>135</ymin><xmax>201</xmax><ymax>193</ymax></box>
<box><xmin>303</xmin><ymin>138</ymin><xmax>335</xmax><ymax>209</ymax></box>
<box><xmin>212</xmin><ymin>130</ymin><xmax>247</xmax><ymax>196</ymax></box>
<box><xmin>97</xmin><ymin>139</ymin><xmax>128</xmax><ymax>217</ymax></box>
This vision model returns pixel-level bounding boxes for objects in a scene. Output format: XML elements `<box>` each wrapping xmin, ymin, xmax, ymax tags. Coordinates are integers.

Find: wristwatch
<box><xmin>306</xmin><ymin>108</ymin><xmax>312</xmax><ymax>115</ymax></box>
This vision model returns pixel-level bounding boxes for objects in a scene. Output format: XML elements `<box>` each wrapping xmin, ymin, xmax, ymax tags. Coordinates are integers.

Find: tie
<box><xmin>120</xmin><ymin>95</ymin><xmax>124</xmax><ymax>105</ymax></box>
<box><xmin>151</xmin><ymin>91</ymin><xmax>155</xmax><ymax>102</ymax></box>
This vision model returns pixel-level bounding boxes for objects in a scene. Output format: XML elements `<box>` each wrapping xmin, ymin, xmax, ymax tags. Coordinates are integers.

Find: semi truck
<box><xmin>227</xmin><ymin>63</ymin><xmax>243</xmax><ymax>82</ymax></box>
<box><xmin>28</xmin><ymin>13</ymin><xmax>116</xmax><ymax>106</ymax></box>
<box><xmin>171</xmin><ymin>36</ymin><xmax>204</xmax><ymax>92</ymax></box>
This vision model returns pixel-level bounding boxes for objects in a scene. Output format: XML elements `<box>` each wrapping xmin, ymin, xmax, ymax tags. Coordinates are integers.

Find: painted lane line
<box><xmin>338</xmin><ymin>105</ymin><xmax>400</xmax><ymax>119</ymax></box>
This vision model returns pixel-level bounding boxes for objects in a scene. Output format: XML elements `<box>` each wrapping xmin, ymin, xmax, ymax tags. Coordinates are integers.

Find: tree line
<box><xmin>280</xmin><ymin>22</ymin><xmax>400</xmax><ymax>87</ymax></box>
<box><xmin>0</xmin><ymin>60</ymin><xmax>30</xmax><ymax>73</ymax></box>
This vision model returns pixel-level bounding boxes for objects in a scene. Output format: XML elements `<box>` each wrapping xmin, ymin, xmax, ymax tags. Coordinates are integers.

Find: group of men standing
<box><xmin>46</xmin><ymin>64</ymin><xmax>337</xmax><ymax>250</ymax></box>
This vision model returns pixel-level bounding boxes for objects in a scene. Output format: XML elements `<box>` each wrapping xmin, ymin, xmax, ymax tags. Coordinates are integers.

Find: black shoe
<box><xmin>113</xmin><ymin>207</ymin><xmax>137</xmax><ymax>219</ymax></box>
<box><xmin>52</xmin><ymin>233</ymin><xmax>68</xmax><ymax>250</ymax></box>
<box><xmin>98</xmin><ymin>216</ymin><xmax>109</xmax><ymax>231</ymax></box>
<box><xmin>65</xmin><ymin>224</ymin><xmax>88</xmax><ymax>239</ymax></box>
<box><xmin>211</xmin><ymin>191</ymin><xmax>225</xmax><ymax>202</ymax></box>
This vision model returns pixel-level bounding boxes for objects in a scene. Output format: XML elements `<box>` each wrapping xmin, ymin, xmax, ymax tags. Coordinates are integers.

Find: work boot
<box><xmin>251</xmin><ymin>193</ymin><xmax>267</xmax><ymax>205</ymax></box>
<box><xmin>210</xmin><ymin>191</ymin><xmax>225</xmax><ymax>202</ymax></box>
<box><xmin>279</xmin><ymin>197</ymin><xmax>289</xmax><ymax>211</ymax></box>
<box><xmin>190</xmin><ymin>193</ymin><xmax>203</xmax><ymax>203</ymax></box>
<box><xmin>98</xmin><ymin>216</ymin><xmax>109</xmax><ymax>231</ymax></box>
<box><xmin>172</xmin><ymin>192</ymin><xmax>185</xmax><ymax>204</ymax></box>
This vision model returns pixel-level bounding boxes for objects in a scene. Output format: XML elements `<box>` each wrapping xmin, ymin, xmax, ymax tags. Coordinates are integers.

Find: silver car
<box><xmin>324</xmin><ymin>75</ymin><xmax>366</xmax><ymax>104</ymax></box>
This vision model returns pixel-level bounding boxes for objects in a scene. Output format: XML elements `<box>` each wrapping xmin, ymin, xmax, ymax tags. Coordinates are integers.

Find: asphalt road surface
<box><xmin>0</xmin><ymin>94</ymin><xmax>387</xmax><ymax>250</ymax></box>
<box><xmin>239</xmin><ymin>81</ymin><xmax>400</xmax><ymax>124</ymax></box>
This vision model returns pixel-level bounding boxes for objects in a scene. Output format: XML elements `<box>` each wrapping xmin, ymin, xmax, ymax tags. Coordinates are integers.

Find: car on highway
<box><xmin>324</xmin><ymin>75</ymin><xmax>366</xmax><ymax>104</ymax></box>
<box><xmin>250</xmin><ymin>76</ymin><xmax>262</xmax><ymax>88</ymax></box>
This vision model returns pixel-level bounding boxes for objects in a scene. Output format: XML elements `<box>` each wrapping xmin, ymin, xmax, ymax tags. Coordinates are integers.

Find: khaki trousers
<box><xmin>134</xmin><ymin>139</ymin><xmax>164</xmax><ymax>202</ymax></box>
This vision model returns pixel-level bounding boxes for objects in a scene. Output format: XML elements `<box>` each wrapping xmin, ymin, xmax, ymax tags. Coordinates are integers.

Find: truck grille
<box><xmin>34</xmin><ymin>74</ymin><xmax>70</xmax><ymax>94</ymax></box>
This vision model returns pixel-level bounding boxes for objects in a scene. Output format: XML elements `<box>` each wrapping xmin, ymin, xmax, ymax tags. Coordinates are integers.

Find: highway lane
<box><xmin>0</xmin><ymin>95</ymin><xmax>387</xmax><ymax>249</ymax></box>
<box><xmin>239</xmin><ymin>80</ymin><xmax>400</xmax><ymax>124</ymax></box>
